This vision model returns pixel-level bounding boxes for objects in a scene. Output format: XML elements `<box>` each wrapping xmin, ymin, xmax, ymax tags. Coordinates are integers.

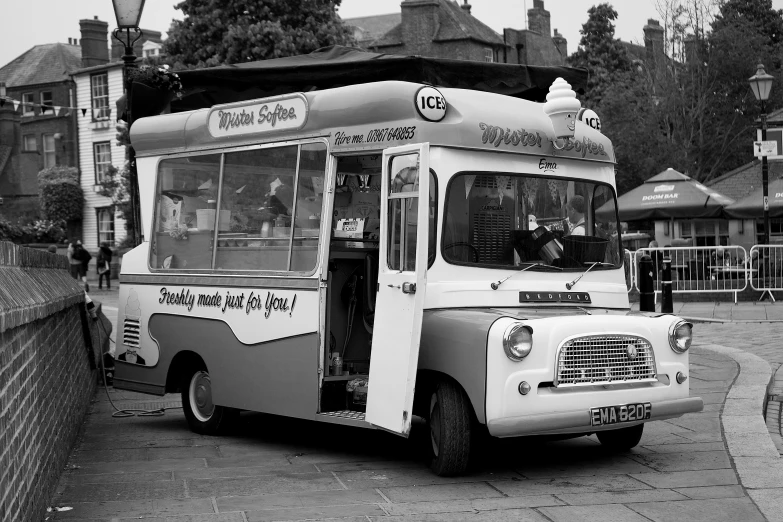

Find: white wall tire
<box><xmin>427</xmin><ymin>380</ymin><xmax>473</xmax><ymax>476</ymax></box>
<box><xmin>596</xmin><ymin>423</ymin><xmax>644</xmax><ymax>451</ymax></box>
<box><xmin>181</xmin><ymin>366</ymin><xmax>237</xmax><ymax>435</ymax></box>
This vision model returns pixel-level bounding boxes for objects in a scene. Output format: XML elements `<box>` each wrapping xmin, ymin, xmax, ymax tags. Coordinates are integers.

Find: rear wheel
<box><xmin>596</xmin><ymin>423</ymin><xmax>644</xmax><ymax>451</ymax></box>
<box><xmin>427</xmin><ymin>380</ymin><xmax>473</xmax><ymax>476</ymax></box>
<box><xmin>181</xmin><ymin>366</ymin><xmax>237</xmax><ymax>435</ymax></box>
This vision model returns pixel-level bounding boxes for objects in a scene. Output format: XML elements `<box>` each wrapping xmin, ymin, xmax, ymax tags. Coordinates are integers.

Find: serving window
<box><xmin>149</xmin><ymin>141</ymin><xmax>327</xmax><ymax>273</ymax></box>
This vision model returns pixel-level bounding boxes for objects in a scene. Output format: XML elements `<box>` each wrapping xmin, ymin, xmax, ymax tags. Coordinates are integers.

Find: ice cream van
<box><xmin>114</xmin><ymin>78</ymin><xmax>703</xmax><ymax>475</ymax></box>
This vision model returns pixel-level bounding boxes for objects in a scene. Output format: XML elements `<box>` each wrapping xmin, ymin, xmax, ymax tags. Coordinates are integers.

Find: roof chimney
<box><xmin>461</xmin><ymin>0</ymin><xmax>472</xmax><ymax>15</ymax></box>
<box><xmin>643</xmin><ymin>19</ymin><xmax>665</xmax><ymax>60</ymax></box>
<box><xmin>527</xmin><ymin>0</ymin><xmax>551</xmax><ymax>36</ymax></box>
<box><xmin>79</xmin><ymin>17</ymin><xmax>109</xmax><ymax>67</ymax></box>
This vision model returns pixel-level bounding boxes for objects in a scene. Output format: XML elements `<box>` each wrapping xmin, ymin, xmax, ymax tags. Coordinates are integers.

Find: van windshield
<box><xmin>442</xmin><ymin>172</ymin><xmax>622</xmax><ymax>270</ymax></box>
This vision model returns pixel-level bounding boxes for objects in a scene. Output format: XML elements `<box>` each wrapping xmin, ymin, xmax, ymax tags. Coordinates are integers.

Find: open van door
<box><xmin>365</xmin><ymin>144</ymin><xmax>430</xmax><ymax>436</ymax></box>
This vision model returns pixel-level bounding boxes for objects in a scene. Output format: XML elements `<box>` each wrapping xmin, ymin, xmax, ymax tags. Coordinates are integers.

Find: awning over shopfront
<box><xmin>120</xmin><ymin>45</ymin><xmax>589</xmax><ymax>121</ymax></box>
<box><xmin>611</xmin><ymin>168</ymin><xmax>734</xmax><ymax>221</ymax></box>
<box><xmin>724</xmin><ymin>177</ymin><xmax>783</xmax><ymax>218</ymax></box>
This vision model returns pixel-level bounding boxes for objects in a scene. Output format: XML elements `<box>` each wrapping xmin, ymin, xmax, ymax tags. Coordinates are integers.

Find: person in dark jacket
<box><xmin>97</xmin><ymin>242</ymin><xmax>113</xmax><ymax>290</ymax></box>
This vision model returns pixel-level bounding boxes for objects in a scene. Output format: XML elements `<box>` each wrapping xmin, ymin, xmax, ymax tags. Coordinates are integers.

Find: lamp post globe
<box><xmin>749</xmin><ymin>63</ymin><xmax>774</xmax><ymax>246</ymax></box>
<box><xmin>111</xmin><ymin>0</ymin><xmax>146</xmax><ymax>247</ymax></box>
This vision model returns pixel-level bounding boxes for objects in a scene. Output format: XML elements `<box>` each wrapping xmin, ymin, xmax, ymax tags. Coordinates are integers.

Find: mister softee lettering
<box><xmin>217</xmin><ymin>109</ymin><xmax>255</xmax><ymax>130</ymax></box>
<box><xmin>258</xmin><ymin>104</ymin><xmax>296</xmax><ymax>127</ymax></box>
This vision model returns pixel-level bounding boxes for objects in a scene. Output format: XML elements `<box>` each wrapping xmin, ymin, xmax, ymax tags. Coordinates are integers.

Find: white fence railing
<box><xmin>631</xmin><ymin>246</ymin><xmax>749</xmax><ymax>302</ymax></box>
<box><xmin>748</xmin><ymin>245</ymin><xmax>783</xmax><ymax>302</ymax></box>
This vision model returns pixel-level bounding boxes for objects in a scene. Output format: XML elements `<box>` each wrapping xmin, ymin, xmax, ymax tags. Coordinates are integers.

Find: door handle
<box><xmin>388</xmin><ymin>283</ymin><xmax>416</xmax><ymax>294</ymax></box>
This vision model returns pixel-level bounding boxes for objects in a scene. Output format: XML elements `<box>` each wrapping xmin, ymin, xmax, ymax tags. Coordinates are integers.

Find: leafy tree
<box><xmin>567</xmin><ymin>3</ymin><xmax>632</xmax><ymax>107</ymax></box>
<box><xmin>37</xmin><ymin>166</ymin><xmax>83</xmax><ymax>223</ymax></box>
<box><xmin>164</xmin><ymin>0</ymin><xmax>355</xmax><ymax>69</ymax></box>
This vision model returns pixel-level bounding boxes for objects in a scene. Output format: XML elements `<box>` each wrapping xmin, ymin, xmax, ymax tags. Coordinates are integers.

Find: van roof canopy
<box><xmin>126</xmin><ymin>46</ymin><xmax>588</xmax><ymax>121</ymax></box>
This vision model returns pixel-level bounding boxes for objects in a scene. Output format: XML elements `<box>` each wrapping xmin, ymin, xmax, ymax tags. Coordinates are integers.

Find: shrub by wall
<box><xmin>0</xmin><ymin>241</ymin><xmax>94</xmax><ymax>522</ymax></box>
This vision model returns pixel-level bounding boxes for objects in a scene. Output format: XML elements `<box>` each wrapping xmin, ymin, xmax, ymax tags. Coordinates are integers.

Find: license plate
<box><xmin>590</xmin><ymin>403</ymin><xmax>651</xmax><ymax>426</ymax></box>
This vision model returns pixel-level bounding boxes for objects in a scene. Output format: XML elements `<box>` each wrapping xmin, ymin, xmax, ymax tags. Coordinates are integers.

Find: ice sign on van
<box><xmin>577</xmin><ymin>108</ymin><xmax>601</xmax><ymax>132</ymax></box>
<box><xmin>207</xmin><ymin>94</ymin><xmax>308</xmax><ymax>138</ymax></box>
<box><xmin>415</xmin><ymin>86</ymin><xmax>447</xmax><ymax>122</ymax></box>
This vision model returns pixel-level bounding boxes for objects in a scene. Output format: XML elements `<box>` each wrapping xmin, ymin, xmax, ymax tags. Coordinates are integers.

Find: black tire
<box><xmin>427</xmin><ymin>380</ymin><xmax>473</xmax><ymax>476</ymax></box>
<box><xmin>181</xmin><ymin>365</ymin><xmax>237</xmax><ymax>435</ymax></box>
<box><xmin>596</xmin><ymin>423</ymin><xmax>644</xmax><ymax>451</ymax></box>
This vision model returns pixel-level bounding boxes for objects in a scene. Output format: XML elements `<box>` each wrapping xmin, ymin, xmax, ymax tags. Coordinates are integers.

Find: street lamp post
<box><xmin>111</xmin><ymin>0</ymin><xmax>146</xmax><ymax>247</ymax></box>
<box><xmin>749</xmin><ymin>62</ymin><xmax>775</xmax><ymax>245</ymax></box>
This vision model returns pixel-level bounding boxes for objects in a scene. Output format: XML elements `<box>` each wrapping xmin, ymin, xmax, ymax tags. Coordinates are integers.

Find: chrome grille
<box><xmin>555</xmin><ymin>334</ymin><xmax>656</xmax><ymax>387</ymax></box>
<box><xmin>123</xmin><ymin>318</ymin><xmax>140</xmax><ymax>348</ymax></box>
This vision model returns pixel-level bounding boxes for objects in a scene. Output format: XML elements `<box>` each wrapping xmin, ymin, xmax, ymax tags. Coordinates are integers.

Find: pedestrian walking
<box><xmin>71</xmin><ymin>240</ymin><xmax>92</xmax><ymax>292</ymax></box>
<box><xmin>97</xmin><ymin>242</ymin><xmax>113</xmax><ymax>290</ymax></box>
<box><xmin>67</xmin><ymin>239</ymin><xmax>82</xmax><ymax>280</ymax></box>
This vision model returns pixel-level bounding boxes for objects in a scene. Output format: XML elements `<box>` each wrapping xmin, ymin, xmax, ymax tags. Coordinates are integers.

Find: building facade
<box><xmin>0</xmin><ymin>42</ymin><xmax>82</xmax><ymax>223</ymax></box>
<box><xmin>345</xmin><ymin>0</ymin><xmax>567</xmax><ymax>66</ymax></box>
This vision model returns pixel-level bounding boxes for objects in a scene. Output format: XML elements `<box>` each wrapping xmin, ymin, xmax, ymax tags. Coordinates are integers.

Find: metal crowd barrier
<box><xmin>748</xmin><ymin>245</ymin><xmax>783</xmax><ymax>302</ymax></box>
<box><xmin>624</xmin><ymin>249</ymin><xmax>634</xmax><ymax>292</ymax></box>
<box><xmin>633</xmin><ymin>246</ymin><xmax>749</xmax><ymax>303</ymax></box>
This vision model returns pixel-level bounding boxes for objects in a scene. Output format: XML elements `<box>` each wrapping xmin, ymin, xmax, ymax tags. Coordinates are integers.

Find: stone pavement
<box><xmin>40</xmin><ymin>286</ymin><xmax>783</xmax><ymax>521</ymax></box>
<box><xmin>46</xmin><ymin>346</ymin><xmax>766</xmax><ymax>522</ymax></box>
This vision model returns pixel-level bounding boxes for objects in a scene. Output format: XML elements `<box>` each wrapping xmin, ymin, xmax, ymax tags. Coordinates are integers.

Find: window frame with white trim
<box><xmin>93</xmin><ymin>141</ymin><xmax>113</xmax><ymax>183</ymax></box>
<box><xmin>96</xmin><ymin>206</ymin><xmax>116</xmax><ymax>247</ymax></box>
<box><xmin>90</xmin><ymin>73</ymin><xmax>110</xmax><ymax>121</ymax></box>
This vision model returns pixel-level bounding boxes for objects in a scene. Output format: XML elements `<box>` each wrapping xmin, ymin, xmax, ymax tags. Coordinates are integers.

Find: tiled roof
<box><xmin>433</xmin><ymin>0</ymin><xmax>504</xmax><ymax>45</ymax></box>
<box><xmin>0</xmin><ymin>43</ymin><xmax>82</xmax><ymax>87</ymax></box>
<box><xmin>370</xmin><ymin>0</ymin><xmax>504</xmax><ymax>48</ymax></box>
<box><xmin>372</xmin><ymin>23</ymin><xmax>404</xmax><ymax>47</ymax></box>
<box><xmin>344</xmin><ymin>13</ymin><xmax>401</xmax><ymax>45</ymax></box>
<box><xmin>706</xmin><ymin>160</ymin><xmax>783</xmax><ymax>201</ymax></box>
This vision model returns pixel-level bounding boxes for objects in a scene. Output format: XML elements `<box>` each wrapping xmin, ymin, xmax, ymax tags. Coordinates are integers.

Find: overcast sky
<box><xmin>3</xmin><ymin>0</ymin><xmax>783</xmax><ymax>70</ymax></box>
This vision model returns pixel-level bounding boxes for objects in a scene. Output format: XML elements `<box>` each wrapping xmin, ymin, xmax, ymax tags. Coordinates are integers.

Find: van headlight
<box><xmin>503</xmin><ymin>324</ymin><xmax>533</xmax><ymax>361</ymax></box>
<box><xmin>669</xmin><ymin>320</ymin><xmax>693</xmax><ymax>353</ymax></box>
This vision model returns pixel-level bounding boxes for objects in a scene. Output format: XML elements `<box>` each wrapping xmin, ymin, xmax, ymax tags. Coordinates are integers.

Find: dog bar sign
<box><xmin>519</xmin><ymin>291</ymin><xmax>591</xmax><ymax>303</ymax></box>
<box><xmin>207</xmin><ymin>94</ymin><xmax>308</xmax><ymax>138</ymax></box>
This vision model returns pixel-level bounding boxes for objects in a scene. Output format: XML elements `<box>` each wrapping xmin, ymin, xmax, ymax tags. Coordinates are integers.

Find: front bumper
<box><xmin>487</xmin><ymin>396</ymin><xmax>704</xmax><ymax>438</ymax></box>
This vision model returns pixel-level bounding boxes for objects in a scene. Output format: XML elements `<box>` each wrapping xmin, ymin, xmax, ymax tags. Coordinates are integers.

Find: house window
<box><xmin>40</xmin><ymin>91</ymin><xmax>53</xmax><ymax>113</ymax></box>
<box><xmin>43</xmin><ymin>134</ymin><xmax>56</xmax><ymax>168</ymax></box>
<box><xmin>23</xmin><ymin>135</ymin><xmax>37</xmax><ymax>152</ymax></box>
<box><xmin>93</xmin><ymin>142</ymin><xmax>112</xmax><ymax>183</ymax></box>
<box><xmin>22</xmin><ymin>92</ymin><xmax>35</xmax><ymax>116</ymax></box>
<box><xmin>97</xmin><ymin>207</ymin><xmax>115</xmax><ymax>247</ymax></box>
<box><xmin>484</xmin><ymin>48</ymin><xmax>494</xmax><ymax>63</ymax></box>
<box><xmin>91</xmin><ymin>73</ymin><xmax>110</xmax><ymax>120</ymax></box>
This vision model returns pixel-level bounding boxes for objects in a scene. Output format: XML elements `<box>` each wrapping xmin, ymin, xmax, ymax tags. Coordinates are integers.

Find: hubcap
<box><xmin>189</xmin><ymin>371</ymin><xmax>214</xmax><ymax>422</ymax></box>
<box><xmin>429</xmin><ymin>394</ymin><xmax>441</xmax><ymax>457</ymax></box>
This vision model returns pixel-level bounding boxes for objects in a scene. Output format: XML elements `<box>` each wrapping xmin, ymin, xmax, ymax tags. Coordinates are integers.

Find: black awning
<box><xmin>156</xmin><ymin>46</ymin><xmax>587</xmax><ymax>115</ymax></box>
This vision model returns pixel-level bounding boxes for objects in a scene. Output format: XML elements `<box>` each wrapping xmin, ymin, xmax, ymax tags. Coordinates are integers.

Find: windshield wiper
<box><xmin>491</xmin><ymin>263</ymin><xmax>562</xmax><ymax>290</ymax></box>
<box><xmin>566</xmin><ymin>262</ymin><xmax>601</xmax><ymax>290</ymax></box>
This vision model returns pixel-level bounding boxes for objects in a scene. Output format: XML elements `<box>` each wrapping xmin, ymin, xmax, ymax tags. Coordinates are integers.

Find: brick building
<box><xmin>72</xmin><ymin>18</ymin><xmax>161</xmax><ymax>251</ymax></box>
<box><xmin>345</xmin><ymin>0</ymin><xmax>567</xmax><ymax>66</ymax></box>
<box><xmin>0</xmin><ymin>42</ymin><xmax>82</xmax><ymax>223</ymax></box>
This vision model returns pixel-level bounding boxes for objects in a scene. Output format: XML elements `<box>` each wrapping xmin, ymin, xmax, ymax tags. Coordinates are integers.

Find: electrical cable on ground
<box><xmin>95</xmin><ymin>312</ymin><xmax>182</xmax><ymax>418</ymax></box>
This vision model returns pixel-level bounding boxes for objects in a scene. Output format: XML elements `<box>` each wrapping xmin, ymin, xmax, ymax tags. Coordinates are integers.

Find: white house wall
<box><xmin>75</xmin><ymin>66</ymin><xmax>128</xmax><ymax>253</ymax></box>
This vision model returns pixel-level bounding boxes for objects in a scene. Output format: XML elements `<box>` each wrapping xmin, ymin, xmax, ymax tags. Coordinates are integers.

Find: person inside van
<box><xmin>565</xmin><ymin>195</ymin><xmax>586</xmax><ymax>236</ymax></box>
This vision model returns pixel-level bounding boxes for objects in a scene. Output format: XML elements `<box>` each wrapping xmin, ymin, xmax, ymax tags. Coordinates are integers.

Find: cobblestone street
<box><xmin>44</xmin><ymin>291</ymin><xmax>779</xmax><ymax>522</ymax></box>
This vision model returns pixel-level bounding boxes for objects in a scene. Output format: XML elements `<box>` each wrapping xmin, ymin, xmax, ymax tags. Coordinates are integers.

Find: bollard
<box><xmin>661</xmin><ymin>256</ymin><xmax>673</xmax><ymax>313</ymax></box>
<box><xmin>639</xmin><ymin>254</ymin><xmax>655</xmax><ymax>312</ymax></box>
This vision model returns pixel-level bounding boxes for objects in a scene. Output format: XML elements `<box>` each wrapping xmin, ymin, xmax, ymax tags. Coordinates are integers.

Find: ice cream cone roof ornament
<box><xmin>543</xmin><ymin>77</ymin><xmax>582</xmax><ymax>139</ymax></box>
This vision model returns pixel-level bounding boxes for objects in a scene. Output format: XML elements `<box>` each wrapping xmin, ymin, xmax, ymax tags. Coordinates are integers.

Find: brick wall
<box><xmin>0</xmin><ymin>241</ymin><xmax>93</xmax><ymax>522</ymax></box>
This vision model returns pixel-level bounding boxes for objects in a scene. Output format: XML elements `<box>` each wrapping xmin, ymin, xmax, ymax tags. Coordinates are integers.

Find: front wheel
<box><xmin>427</xmin><ymin>380</ymin><xmax>473</xmax><ymax>476</ymax></box>
<box><xmin>596</xmin><ymin>423</ymin><xmax>644</xmax><ymax>451</ymax></box>
<box><xmin>181</xmin><ymin>367</ymin><xmax>237</xmax><ymax>435</ymax></box>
